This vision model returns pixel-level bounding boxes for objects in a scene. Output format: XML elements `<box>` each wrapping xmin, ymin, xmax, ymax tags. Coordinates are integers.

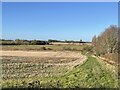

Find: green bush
<box><xmin>40</xmin><ymin>47</ymin><xmax>46</xmax><ymax>50</ymax></box>
<box><xmin>82</xmin><ymin>46</ymin><xmax>93</xmax><ymax>55</ymax></box>
<box><xmin>47</xmin><ymin>48</ymin><xmax>52</xmax><ymax>50</ymax></box>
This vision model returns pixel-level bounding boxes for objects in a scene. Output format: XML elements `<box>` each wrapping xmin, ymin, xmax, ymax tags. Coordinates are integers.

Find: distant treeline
<box><xmin>48</xmin><ymin>39</ymin><xmax>88</xmax><ymax>43</ymax></box>
<box><xmin>0</xmin><ymin>39</ymin><xmax>49</xmax><ymax>45</ymax></box>
<box><xmin>0</xmin><ymin>39</ymin><xmax>89</xmax><ymax>45</ymax></box>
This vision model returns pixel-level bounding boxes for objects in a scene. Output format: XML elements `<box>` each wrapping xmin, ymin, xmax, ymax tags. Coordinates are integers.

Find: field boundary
<box><xmin>92</xmin><ymin>55</ymin><xmax>117</xmax><ymax>74</ymax></box>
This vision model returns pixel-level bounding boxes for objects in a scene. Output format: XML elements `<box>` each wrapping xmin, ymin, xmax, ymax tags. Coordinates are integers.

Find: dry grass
<box><xmin>2</xmin><ymin>44</ymin><xmax>85</xmax><ymax>51</ymax></box>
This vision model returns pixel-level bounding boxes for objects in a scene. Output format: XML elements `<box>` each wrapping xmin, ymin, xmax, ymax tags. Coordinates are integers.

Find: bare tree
<box><xmin>93</xmin><ymin>25</ymin><xmax>118</xmax><ymax>63</ymax></box>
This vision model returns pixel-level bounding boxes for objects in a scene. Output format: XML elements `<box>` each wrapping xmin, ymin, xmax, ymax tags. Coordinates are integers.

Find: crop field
<box><xmin>1</xmin><ymin>45</ymin><xmax>119</xmax><ymax>89</ymax></box>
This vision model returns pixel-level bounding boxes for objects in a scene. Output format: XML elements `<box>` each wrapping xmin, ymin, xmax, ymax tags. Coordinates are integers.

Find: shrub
<box><xmin>82</xmin><ymin>46</ymin><xmax>93</xmax><ymax>52</ymax></box>
<box><xmin>95</xmin><ymin>51</ymin><xmax>101</xmax><ymax>56</ymax></box>
<box><xmin>47</xmin><ymin>48</ymin><xmax>52</xmax><ymax>50</ymax></box>
<box><xmin>41</xmin><ymin>47</ymin><xmax>46</xmax><ymax>50</ymax></box>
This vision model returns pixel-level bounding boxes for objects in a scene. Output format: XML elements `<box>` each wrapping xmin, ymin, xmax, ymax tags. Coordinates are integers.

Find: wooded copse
<box><xmin>92</xmin><ymin>25</ymin><xmax>119</xmax><ymax>64</ymax></box>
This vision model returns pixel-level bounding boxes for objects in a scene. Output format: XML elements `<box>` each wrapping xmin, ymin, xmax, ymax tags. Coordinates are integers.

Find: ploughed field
<box><xmin>2</xmin><ymin>51</ymin><xmax>86</xmax><ymax>79</ymax></box>
<box><xmin>1</xmin><ymin>45</ymin><xmax>119</xmax><ymax>88</ymax></box>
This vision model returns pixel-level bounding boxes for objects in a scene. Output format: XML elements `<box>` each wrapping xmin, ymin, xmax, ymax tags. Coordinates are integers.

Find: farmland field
<box><xmin>2</xmin><ymin>1</ymin><xmax>119</xmax><ymax>89</ymax></box>
<box><xmin>1</xmin><ymin>45</ymin><xmax>119</xmax><ymax>88</ymax></box>
<box><xmin>2</xmin><ymin>44</ymin><xmax>85</xmax><ymax>51</ymax></box>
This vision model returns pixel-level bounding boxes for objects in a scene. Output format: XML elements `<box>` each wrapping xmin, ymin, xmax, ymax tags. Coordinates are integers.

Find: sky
<box><xmin>2</xmin><ymin>2</ymin><xmax>118</xmax><ymax>41</ymax></box>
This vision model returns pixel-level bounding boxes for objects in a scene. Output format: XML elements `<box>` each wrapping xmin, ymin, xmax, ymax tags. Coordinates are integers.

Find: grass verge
<box><xmin>59</xmin><ymin>56</ymin><xmax>118</xmax><ymax>88</ymax></box>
